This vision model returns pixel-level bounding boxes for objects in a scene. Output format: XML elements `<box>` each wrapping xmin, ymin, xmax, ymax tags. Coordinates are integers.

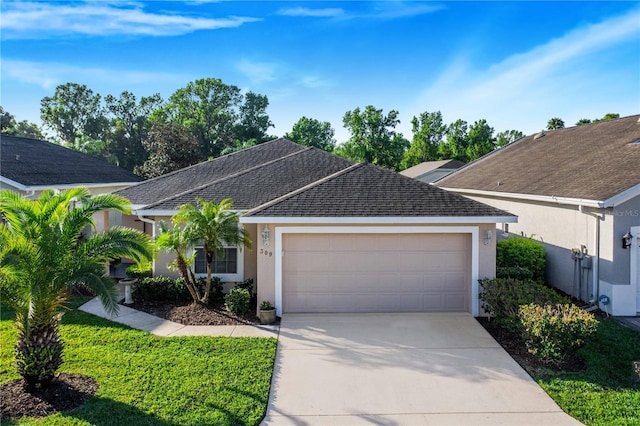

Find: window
<box><xmin>194</xmin><ymin>247</ymin><xmax>238</xmax><ymax>274</ymax></box>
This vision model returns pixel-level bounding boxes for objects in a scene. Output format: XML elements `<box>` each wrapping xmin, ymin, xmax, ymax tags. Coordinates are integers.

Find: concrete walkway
<box><xmin>78</xmin><ymin>297</ymin><xmax>279</xmax><ymax>338</ymax></box>
<box><xmin>262</xmin><ymin>313</ymin><xmax>582</xmax><ymax>425</ymax></box>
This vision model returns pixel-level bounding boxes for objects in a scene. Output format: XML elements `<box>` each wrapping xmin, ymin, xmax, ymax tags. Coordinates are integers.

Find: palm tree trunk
<box><xmin>176</xmin><ymin>256</ymin><xmax>201</xmax><ymax>303</ymax></box>
<box><xmin>15</xmin><ymin>317</ymin><xmax>63</xmax><ymax>391</ymax></box>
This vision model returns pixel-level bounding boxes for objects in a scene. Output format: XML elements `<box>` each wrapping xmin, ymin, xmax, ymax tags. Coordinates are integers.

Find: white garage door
<box><xmin>283</xmin><ymin>233</ymin><xmax>471</xmax><ymax>313</ymax></box>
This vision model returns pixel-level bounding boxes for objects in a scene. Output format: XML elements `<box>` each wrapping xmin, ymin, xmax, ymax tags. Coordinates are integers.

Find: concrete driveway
<box><xmin>262</xmin><ymin>313</ymin><xmax>581</xmax><ymax>425</ymax></box>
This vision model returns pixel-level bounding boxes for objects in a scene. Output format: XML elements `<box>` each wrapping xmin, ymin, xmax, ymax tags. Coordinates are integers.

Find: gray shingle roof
<box><xmin>116</xmin><ymin>138</ymin><xmax>306</xmax><ymax>205</ymax></box>
<box><xmin>143</xmin><ymin>145</ymin><xmax>354</xmax><ymax>211</ymax></box>
<box><xmin>437</xmin><ymin>115</ymin><xmax>640</xmax><ymax>201</ymax></box>
<box><xmin>244</xmin><ymin>163</ymin><xmax>514</xmax><ymax>218</ymax></box>
<box><xmin>0</xmin><ymin>135</ymin><xmax>142</xmax><ymax>186</ymax></box>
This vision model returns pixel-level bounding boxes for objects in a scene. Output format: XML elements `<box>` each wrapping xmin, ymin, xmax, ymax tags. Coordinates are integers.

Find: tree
<box><xmin>1</xmin><ymin>106</ymin><xmax>45</xmax><ymax>139</ymax></box>
<box><xmin>341</xmin><ymin>105</ymin><xmax>408</xmax><ymax>170</ymax></box>
<box><xmin>156</xmin><ymin>222</ymin><xmax>202</xmax><ymax>303</ymax></box>
<box><xmin>546</xmin><ymin>117</ymin><xmax>565</xmax><ymax>130</ymax></box>
<box><xmin>575</xmin><ymin>118</ymin><xmax>592</xmax><ymax>126</ymax></box>
<box><xmin>0</xmin><ymin>188</ymin><xmax>153</xmax><ymax>390</ymax></box>
<box><xmin>40</xmin><ymin>83</ymin><xmax>107</xmax><ymax>150</ymax></box>
<box><xmin>104</xmin><ymin>91</ymin><xmax>163</xmax><ymax>171</ymax></box>
<box><xmin>172</xmin><ymin>198</ymin><xmax>251</xmax><ymax>304</ymax></box>
<box><xmin>285</xmin><ymin>116</ymin><xmax>337</xmax><ymax>152</ymax></box>
<box><xmin>495</xmin><ymin>130</ymin><xmax>524</xmax><ymax>148</ymax></box>
<box><xmin>220</xmin><ymin>139</ymin><xmax>257</xmax><ymax>156</ymax></box>
<box><xmin>437</xmin><ymin>119</ymin><xmax>469</xmax><ymax>161</ymax></box>
<box><xmin>401</xmin><ymin>110</ymin><xmax>447</xmax><ymax>169</ymax></box>
<box><xmin>466</xmin><ymin>119</ymin><xmax>495</xmax><ymax>160</ymax></box>
<box><xmin>135</xmin><ymin>121</ymin><xmax>201</xmax><ymax>178</ymax></box>
<box><xmin>158</xmin><ymin>78</ymin><xmax>243</xmax><ymax>158</ymax></box>
<box><xmin>234</xmin><ymin>92</ymin><xmax>273</xmax><ymax>144</ymax></box>
<box><xmin>593</xmin><ymin>113</ymin><xmax>620</xmax><ymax>122</ymax></box>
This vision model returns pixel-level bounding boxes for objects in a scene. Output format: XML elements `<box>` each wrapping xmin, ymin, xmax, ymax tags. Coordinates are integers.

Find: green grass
<box><xmin>1</xmin><ymin>302</ymin><xmax>277</xmax><ymax>425</ymax></box>
<box><xmin>533</xmin><ymin>318</ymin><xmax>640</xmax><ymax>426</ymax></box>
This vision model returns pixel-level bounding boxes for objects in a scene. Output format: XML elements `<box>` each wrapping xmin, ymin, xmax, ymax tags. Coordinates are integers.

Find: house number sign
<box><xmin>259</xmin><ymin>249</ymin><xmax>273</xmax><ymax>257</ymax></box>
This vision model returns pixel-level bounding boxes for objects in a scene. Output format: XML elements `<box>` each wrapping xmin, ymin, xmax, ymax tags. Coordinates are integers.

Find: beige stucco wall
<box><xmin>253</xmin><ymin>222</ymin><xmax>497</xmax><ymax>316</ymax></box>
<box><xmin>462</xmin><ymin>194</ymin><xmax>621</xmax><ymax>301</ymax></box>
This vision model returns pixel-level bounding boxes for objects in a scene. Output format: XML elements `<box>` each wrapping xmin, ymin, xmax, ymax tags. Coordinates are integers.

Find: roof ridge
<box><xmin>124</xmin><ymin>137</ymin><xmax>302</xmax><ymax>188</ymax></box>
<box><xmin>244</xmin><ymin>163</ymin><xmax>365</xmax><ymax>217</ymax></box>
<box><xmin>142</xmin><ymin>146</ymin><xmax>312</xmax><ymax>210</ymax></box>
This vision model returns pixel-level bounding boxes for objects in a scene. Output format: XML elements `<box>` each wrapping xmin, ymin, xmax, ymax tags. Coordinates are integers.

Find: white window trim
<box><xmin>274</xmin><ymin>226</ymin><xmax>480</xmax><ymax>317</ymax></box>
<box><xmin>193</xmin><ymin>245</ymin><xmax>244</xmax><ymax>282</ymax></box>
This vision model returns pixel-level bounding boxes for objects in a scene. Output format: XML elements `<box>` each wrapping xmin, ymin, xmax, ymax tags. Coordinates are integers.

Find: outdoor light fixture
<box><xmin>622</xmin><ymin>231</ymin><xmax>633</xmax><ymax>249</ymax></box>
<box><xmin>262</xmin><ymin>224</ymin><xmax>270</xmax><ymax>246</ymax></box>
<box><xmin>484</xmin><ymin>229</ymin><xmax>492</xmax><ymax>246</ymax></box>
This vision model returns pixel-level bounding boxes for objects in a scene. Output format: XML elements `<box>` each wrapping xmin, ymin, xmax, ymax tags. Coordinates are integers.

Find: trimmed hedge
<box><xmin>496</xmin><ymin>237</ymin><xmax>546</xmax><ymax>281</ymax></box>
<box><xmin>519</xmin><ymin>303</ymin><xmax>598</xmax><ymax>365</ymax></box>
<box><xmin>132</xmin><ymin>276</ymin><xmax>189</xmax><ymax>302</ymax></box>
<box><xmin>479</xmin><ymin>277</ymin><xmax>568</xmax><ymax>332</ymax></box>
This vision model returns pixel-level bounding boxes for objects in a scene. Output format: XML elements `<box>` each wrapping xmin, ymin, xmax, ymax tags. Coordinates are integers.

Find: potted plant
<box><xmin>258</xmin><ymin>300</ymin><xmax>276</xmax><ymax>324</ymax></box>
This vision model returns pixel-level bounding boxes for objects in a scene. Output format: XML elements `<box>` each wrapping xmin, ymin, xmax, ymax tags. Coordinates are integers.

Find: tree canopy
<box><xmin>285</xmin><ymin>116</ymin><xmax>336</xmax><ymax>152</ymax></box>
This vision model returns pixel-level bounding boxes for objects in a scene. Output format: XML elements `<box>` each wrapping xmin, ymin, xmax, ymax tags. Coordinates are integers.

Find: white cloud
<box><xmin>236</xmin><ymin>60</ymin><xmax>277</xmax><ymax>84</ymax></box>
<box><xmin>414</xmin><ymin>7</ymin><xmax>640</xmax><ymax>135</ymax></box>
<box><xmin>0</xmin><ymin>2</ymin><xmax>261</xmax><ymax>38</ymax></box>
<box><xmin>277</xmin><ymin>7</ymin><xmax>345</xmax><ymax>18</ymax></box>
<box><xmin>1</xmin><ymin>59</ymin><xmax>185</xmax><ymax>89</ymax></box>
<box><xmin>299</xmin><ymin>76</ymin><xmax>334</xmax><ymax>89</ymax></box>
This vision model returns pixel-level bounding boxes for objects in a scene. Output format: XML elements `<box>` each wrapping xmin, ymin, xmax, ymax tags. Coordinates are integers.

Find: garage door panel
<box><xmin>283</xmin><ymin>233</ymin><xmax>470</xmax><ymax>313</ymax></box>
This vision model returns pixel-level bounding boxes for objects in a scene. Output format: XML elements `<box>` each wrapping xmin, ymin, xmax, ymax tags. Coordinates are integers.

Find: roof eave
<box><xmin>602</xmin><ymin>183</ymin><xmax>640</xmax><ymax>208</ymax></box>
<box><xmin>239</xmin><ymin>216</ymin><xmax>518</xmax><ymax>224</ymax></box>
<box><xmin>440</xmin><ymin>187</ymin><xmax>604</xmax><ymax>208</ymax></box>
<box><xmin>0</xmin><ymin>177</ymin><xmax>140</xmax><ymax>192</ymax></box>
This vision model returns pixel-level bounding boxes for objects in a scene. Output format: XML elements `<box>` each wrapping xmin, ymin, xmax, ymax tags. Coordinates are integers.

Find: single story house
<box><xmin>400</xmin><ymin>159</ymin><xmax>465</xmax><ymax>183</ymax></box>
<box><xmin>116</xmin><ymin>138</ymin><xmax>516</xmax><ymax>316</ymax></box>
<box><xmin>0</xmin><ymin>134</ymin><xmax>143</xmax><ymax>240</ymax></box>
<box><xmin>436</xmin><ymin>115</ymin><xmax>640</xmax><ymax>316</ymax></box>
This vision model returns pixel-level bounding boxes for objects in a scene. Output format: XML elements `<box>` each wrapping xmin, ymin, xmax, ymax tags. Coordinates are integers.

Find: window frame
<box><xmin>192</xmin><ymin>245</ymin><xmax>244</xmax><ymax>282</ymax></box>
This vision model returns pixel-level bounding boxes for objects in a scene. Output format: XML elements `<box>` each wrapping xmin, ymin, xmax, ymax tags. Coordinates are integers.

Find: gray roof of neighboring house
<box><xmin>0</xmin><ymin>135</ymin><xmax>142</xmax><ymax>186</ymax></box>
<box><xmin>400</xmin><ymin>160</ymin><xmax>466</xmax><ymax>179</ymax></box>
<box><xmin>437</xmin><ymin>115</ymin><xmax>640</xmax><ymax>201</ymax></box>
<box><xmin>245</xmin><ymin>163</ymin><xmax>515</xmax><ymax>218</ymax></box>
<box><xmin>143</xmin><ymin>145</ymin><xmax>354</xmax><ymax>211</ymax></box>
<box><xmin>116</xmin><ymin>138</ymin><xmax>307</xmax><ymax>205</ymax></box>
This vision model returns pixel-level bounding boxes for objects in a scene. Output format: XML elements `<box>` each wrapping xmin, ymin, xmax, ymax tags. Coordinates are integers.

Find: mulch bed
<box><xmin>126</xmin><ymin>299</ymin><xmax>264</xmax><ymax>326</ymax></box>
<box><xmin>477</xmin><ymin>317</ymin><xmax>586</xmax><ymax>376</ymax></box>
<box><xmin>0</xmin><ymin>373</ymin><xmax>98</xmax><ymax>420</ymax></box>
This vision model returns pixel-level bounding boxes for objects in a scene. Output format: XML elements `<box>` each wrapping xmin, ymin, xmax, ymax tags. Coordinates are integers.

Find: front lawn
<box><xmin>0</xmin><ymin>303</ymin><xmax>277</xmax><ymax>425</ymax></box>
<box><xmin>536</xmin><ymin>318</ymin><xmax>640</xmax><ymax>426</ymax></box>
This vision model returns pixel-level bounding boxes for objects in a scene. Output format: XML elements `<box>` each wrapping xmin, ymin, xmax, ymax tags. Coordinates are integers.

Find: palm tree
<box><xmin>156</xmin><ymin>221</ymin><xmax>201</xmax><ymax>302</ymax></box>
<box><xmin>173</xmin><ymin>198</ymin><xmax>251</xmax><ymax>304</ymax></box>
<box><xmin>546</xmin><ymin>117</ymin><xmax>565</xmax><ymax>130</ymax></box>
<box><xmin>0</xmin><ymin>188</ymin><xmax>153</xmax><ymax>390</ymax></box>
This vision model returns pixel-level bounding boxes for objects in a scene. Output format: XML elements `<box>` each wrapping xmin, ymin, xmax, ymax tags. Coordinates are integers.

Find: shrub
<box><xmin>225</xmin><ymin>287</ymin><xmax>250</xmax><ymax>315</ymax></box>
<box><xmin>125</xmin><ymin>261</ymin><xmax>153</xmax><ymax>279</ymax></box>
<box><xmin>236</xmin><ymin>278</ymin><xmax>254</xmax><ymax>293</ymax></box>
<box><xmin>209</xmin><ymin>276</ymin><xmax>225</xmax><ymax>304</ymax></box>
<box><xmin>496</xmin><ymin>266</ymin><xmax>534</xmax><ymax>281</ymax></box>
<box><xmin>133</xmin><ymin>276</ymin><xmax>189</xmax><ymax>302</ymax></box>
<box><xmin>259</xmin><ymin>300</ymin><xmax>274</xmax><ymax>310</ymax></box>
<box><xmin>479</xmin><ymin>278</ymin><xmax>568</xmax><ymax>332</ymax></box>
<box><xmin>497</xmin><ymin>237</ymin><xmax>546</xmax><ymax>281</ymax></box>
<box><xmin>518</xmin><ymin>303</ymin><xmax>598</xmax><ymax>365</ymax></box>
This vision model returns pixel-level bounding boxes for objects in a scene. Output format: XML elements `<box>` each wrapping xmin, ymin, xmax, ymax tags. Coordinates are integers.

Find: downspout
<box><xmin>579</xmin><ymin>205</ymin><xmax>603</xmax><ymax>305</ymax></box>
<box><xmin>23</xmin><ymin>189</ymin><xmax>36</xmax><ymax>199</ymax></box>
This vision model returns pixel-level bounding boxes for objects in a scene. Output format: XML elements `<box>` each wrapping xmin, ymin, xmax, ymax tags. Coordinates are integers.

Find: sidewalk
<box><xmin>78</xmin><ymin>298</ymin><xmax>279</xmax><ymax>338</ymax></box>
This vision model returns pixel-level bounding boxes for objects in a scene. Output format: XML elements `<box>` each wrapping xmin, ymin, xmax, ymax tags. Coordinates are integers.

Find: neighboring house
<box><xmin>436</xmin><ymin>115</ymin><xmax>640</xmax><ymax>316</ymax></box>
<box><xmin>0</xmin><ymin>134</ymin><xmax>143</xmax><ymax>197</ymax></box>
<box><xmin>400</xmin><ymin>159</ymin><xmax>465</xmax><ymax>183</ymax></box>
<box><xmin>0</xmin><ymin>134</ymin><xmax>144</xmax><ymax>237</ymax></box>
<box><xmin>116</xmin><ymin>138</ymin><xmax>515</xmax><ymax>316</ymax></box>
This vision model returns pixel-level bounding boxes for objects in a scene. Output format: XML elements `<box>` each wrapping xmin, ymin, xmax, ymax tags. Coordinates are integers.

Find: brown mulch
<box><xmin>0</xmin><ymin>373</ymin><xmax>98</xmax><ymax>420</ymax></box>
<box><xmin>477</xmin><ymin>317</ymin><xmax>586</xmax><ymax>376</ymax></box>
<box><xmin>126</xmin><ymin>299</ymin><xmax>263</xmax><ymax>326</ymax></box>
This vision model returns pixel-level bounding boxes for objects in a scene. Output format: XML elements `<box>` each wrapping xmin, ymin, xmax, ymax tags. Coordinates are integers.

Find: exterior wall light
<box><xmin>484</xmin><ymin>229</ymin><xmax>492</xmax><ymax>246</ymax></box>
<box><xmin>622</xmin><ymin>231</ymin><xmax>633</xmax><ymax>249</ymax></box>
<box><xmin>262</xmin><ymin>224</ymin><xmax>270</xmax><ymax>246</ymax></box>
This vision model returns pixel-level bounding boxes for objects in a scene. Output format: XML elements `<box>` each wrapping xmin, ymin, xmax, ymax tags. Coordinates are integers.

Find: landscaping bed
<box><xmin>126</xmin><ymin>299</ymin><xmax>261</xmax><ymax>326</ymax></box>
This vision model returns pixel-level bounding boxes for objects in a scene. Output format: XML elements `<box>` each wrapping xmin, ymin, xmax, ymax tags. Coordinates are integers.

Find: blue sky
<box><xmin>1</xmin><ymin>1</ymin><xmax>638</xmax><ymax>143</ymax></box>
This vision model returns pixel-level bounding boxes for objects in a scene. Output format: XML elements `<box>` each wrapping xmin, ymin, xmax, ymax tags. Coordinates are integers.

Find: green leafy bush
<box><xmin>479</xmin><ymin>278</ymin><xmax>568</xmax><ymax>332</ymax></box>
<box><xmin>519</xmin><ymin>303</ymin><xmax>598</xmax><ymax>365</ymax></box>
<box><xmin>236</xmin><ymin>278</ymin><xmax>254</xmax><ymax>293</ymax></box>
<box><xmin>497</xmin><ymin>237</ymin><xmax>546</xmax><ymax>281</ymax></box>
<box><xmin>133</xmin><ymin>276</ymin><xmax>189</xmax><ymax>302</ymax></box>
<box><xmin>496</xmin><ymin>266</ymin><xmax>534</xmax><ymax>281</ymax></box>
<box><xmin>125</xmin><ymin>261</ymin><xmax>153</xmax><ymax>279</ymax></box>
<box><xmin>225</xmin><ymin>287</ymin><xmax>250</xmax><ymax>315</ymax></box>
